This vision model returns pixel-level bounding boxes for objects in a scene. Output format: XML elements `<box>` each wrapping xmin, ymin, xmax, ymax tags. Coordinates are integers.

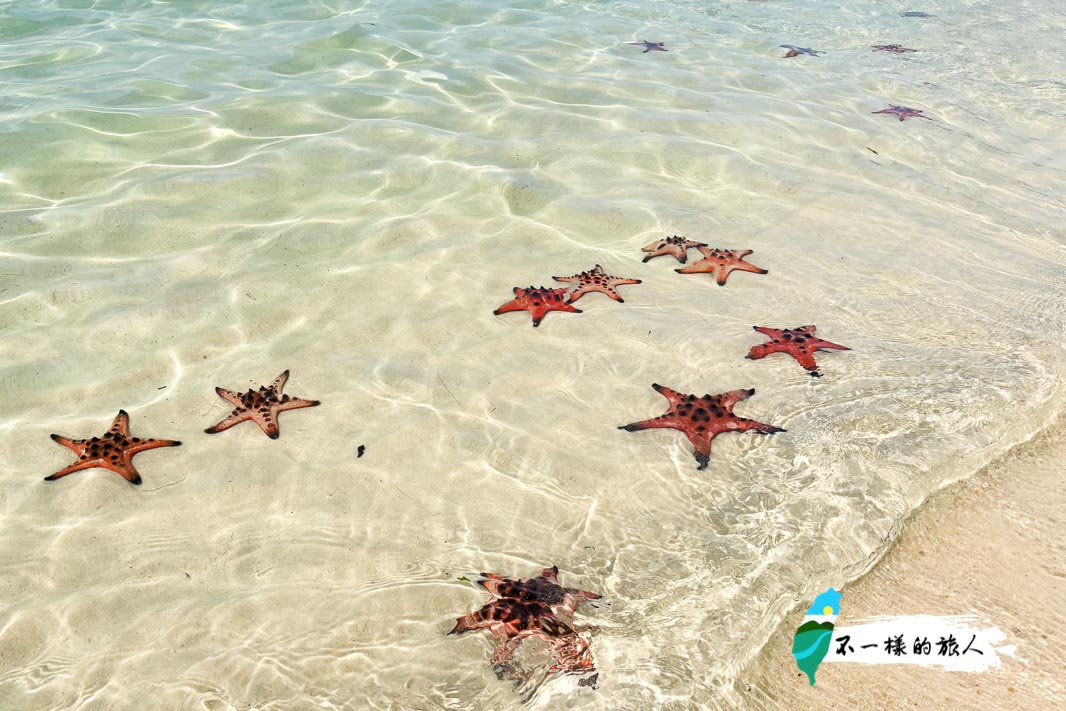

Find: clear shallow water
<box><xmin>1</xmin><ymin>0</ymin><xmax>1064</xmax><ymax>708</ymax></box>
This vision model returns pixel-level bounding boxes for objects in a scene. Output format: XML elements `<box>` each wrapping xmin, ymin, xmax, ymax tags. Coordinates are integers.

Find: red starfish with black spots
<box><xmin>450</xmin><ymin>566</ymin><xmax>600</xmax><ymax>683</ymax></box>
<box><xmin>675</xmin><ymin>247</ymin><xmax>768</xmax><ymax>286</ymax></box>
<box><xmin>746</xmin><ymin>325</ymin><xmax>850</xmax><ymax>377</ymax></box>
<box><xmin>479</xmin><ymin>566</ymin><xmax>602</xmax><ymax>615</ymax></box>
<box><xmin>493</xmin><ymin>286</ymin><xmax>581</xmax><ymax>327</ymax></box>
<box><xmin>553</xmin><ymin>265</ymin><xmax>642</xmax><ymax>304</ymax></box>
<box><xmin>205</xmin><ymin>370</ymin><xmax>320</xmax><ymax>439</ymax></box>
<box><xmin>619</xmin><ymin>384</ymin><xmax>785</xmax><ymax>469</ymax></box>
<box><xmin>45</xmin><ymin>410</ymin><xmax>181</xmax><ymax>485</ymax></box>
<box><xmin>641</xmin><ymin>235</ymin><xmax>707</xmax><ymax>263</ymax></box>
<box><xmin>873</xmin><ymin>105</ymin><xmax>932</xmax><ymax>121</ymax></box>
<box><xmin>872</xmin><ymin>44</ymin><xmax>916</xmax><ymax>53</ymax></box>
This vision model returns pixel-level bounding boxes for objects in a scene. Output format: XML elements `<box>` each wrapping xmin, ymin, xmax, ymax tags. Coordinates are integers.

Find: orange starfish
<box><xmin>553</xmin><ymin>265</ymin><xmax>642</xmax><ymax>304</ymax></box>
<box><xmin>746</xmin><ymin>325</ymin><xmax>850</xmax><ymax>377</ymax></box>
<box><xmin>45</xmin><ymin>410</ymin><xmax>181</xmax><ymax>485</ymax></box>
<box><xmin>619</xmin><ymin>384</ymin><xmax>784</xmax><ymax>469</ymax></box>
<box><xmin>641</xmin><ymin>235</ymin><xmax>707</xmax><ymax>264</ymax></box>
<box><xmin>205</xmin><ymin>370</ymin><xmax>320</xmax><ymax>439</ymax></box>
<box><xmin>675</xmin><ymin>247</ymin><xmax>767</xmax><ymax>286</ymax></box>
<box><xmin>493</xmin><ymin>286</ymin><xmax>581</xmax><ymax>327</ymax></box>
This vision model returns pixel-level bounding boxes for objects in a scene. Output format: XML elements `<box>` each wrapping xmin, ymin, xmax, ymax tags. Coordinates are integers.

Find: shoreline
<box><xmin>735</xmin><ymin>415</ymin><xmax>1066</xmax><ymax>709</ymax></box>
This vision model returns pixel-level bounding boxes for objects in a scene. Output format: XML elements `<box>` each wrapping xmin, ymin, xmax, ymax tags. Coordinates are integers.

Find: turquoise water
<box><xmin>1</xmin><ymin>0</ymin><xmax>1064</xmax><ymax>708</ymax></box>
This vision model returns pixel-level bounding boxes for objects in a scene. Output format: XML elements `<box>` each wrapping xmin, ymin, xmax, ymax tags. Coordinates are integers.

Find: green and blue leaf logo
<box><xmin>791</xmin><ymin>587</ymin><xmax>841</xmax><ymax>686</ymax></box>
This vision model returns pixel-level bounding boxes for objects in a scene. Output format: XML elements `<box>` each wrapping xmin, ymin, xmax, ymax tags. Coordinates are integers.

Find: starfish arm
<box><xmin>753</xmin><ymin>326</ymin><xmax>782</xmax><ymax>338</ymax></box>
<box><xmin>105</xmin><ymin>456</ymin><xmax>144</xmax><ymax>485</ymax></box>
<box><xmin>674</xmin><ymin>261</ymin><xmax>706</xmax><ymax>274</ymax></box>
<box><xmin>214</xmin><ymin>387</ymin><xmax>244</xmax><ymax>406</ymax></box>
<box><xmin>601</xmin><ymin>286</ymin><xmax>624</xmax><ymax>302</ymax></box>
<box><xmin>731</xmin><ymin>417</ymin><xmax>786</xmax><ymax>435</ymax></box>
<box><xmin>611</xmin><ymin>276</ymin><xmax>642</xmax><ymax>286</ymax></box>
<box><xmin>564</xmin><ymin>286</ymin><xmax>590</xmax><ymax>303</ymax></box>
<box><xmin>716</xmin><ymin>388</ymin><xmax>756</xmax><ymax>409</ymax></box>
<box><xmin>251</xmin><ymin>412</ymin><xmax>281</xmax><ymax>439</ymax></box>
<box><xmin>790</xmin><ymin>350</ymin><xmax>823</xmax><ymax>375</ymax></box>
<box><xmin>44</xmin><ymin>458</ymin><xmax>99</xmax><ymax>482</ymax></box>
<box><xmin>641</xmin><ymin>246</ymin><xmax>676</xmax><ymax>263</ymax></box>
<box><xmin>129</xmin><ymin>437</ymin><xmax>182</xmax><ymax>453</ymax></box>
<box><xmin>204</xmin><ymin>410</ymin><xmax>251</xmax><ymax>434</ymax></box>
<box><xmin>110</xmin><ymin>410</ymin><xmax>131</xmax><ymax>435</ymax></box>
<box><xmin>539</xmin><ymin>566</ymin><xmax>559</xmax><ymax>583</ymax></box>
<box><xmin>49</xmin><ymin>433</ymin><xmax>84</xmax><ymax>452</ymax></box>
<box><xmin>448</xmin><ymin>612</ymin><xmax>481</xmax><ymax>635</ymax></box>
<box><xmin>562</xmin><ymin>589</ymin><xmax>602</xmax><ymax>613</ymax></box>
<box><xmin>714</xmin><ymin>266</ymin><xmax>732</xmax><ymax>286</ymax></box>
<box><xmin>811</xmin><ymin>338</ymin><xmax>850</xmax><ymax>352</ymax></box>
<box><xmin>618</xmin><ymin>415</ymin><xmax>682</xmax><ymax>432</ymax></box>
<box><xmin>492</xmin><ymin>298</ymin><xmax>525</xmax><ymax>315</ymax></box>
<box><xmin>270</xmin><ymin>370</ymin><xmax>290</xmax><ymax>393</ymax></box>
<box><xmin>553</xmin><ymin>274</ymin><xmax>580</xmax><ymax>284</ymax></box>
<box><xmin>274</xmin><ymin>397</ymin><xmax>320</xmax><ymax>413</ymax></box>
<box><xmin>686</xmin><ymin>431</ymin><xmax>713</xmax><ymax>470</ymax></box>
<box><xmin>728</xmin><ymin>259</ymin><xmax>769</xmax><ymax>279</ymax></box>
<box><xmin>747</xmin><ymin>343</ymin><xmax>784</xmax><ymax>361</ymax></box>
<box><xmin>651</xmin><ymin>383</ymin><xmax>687</xmax><ymax>404</ymax></box>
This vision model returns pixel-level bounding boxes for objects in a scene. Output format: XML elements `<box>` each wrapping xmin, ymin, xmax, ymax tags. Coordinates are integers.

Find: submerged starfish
<box><xmin>746</xmin><ymin>325</ymin><xmax>850</xmax><ymax>378</ymax></box>
<box><xmin>451</xmin><ymin>567</ymin><xmax>600</xmax><ymax>682</ymax></box>
<box><xmin>479</xmin><ymin>566</ymin><xmax>602</xmax><ymax>615</ymax></box>
<box><xmin>553</xmin><ymin>265</ymin><xmax>642</xmax><ymax>304</ymax></box>
<box><xmin>675</xmin><ymin>246</ymin><xmax>768</xmax><ymax>286</ymax></box>
<box><xmin>629</xmin><ymin>40</ymin><xmax>666</xmax><ymax>53</ymax></box>
<box><xmin>205</xmin><ymin>370</ymin><xmax>320</xmax><ymax>439</ymax></box>
<box><xmin>900</xmin><ymin>11</ymin><xmax>933</xmax><ymax>18</ymax></box>
<box><xmin>45</xmin><ymin>410</ymin><xmax>181</xmax><ymax>485</ymax></box>
<box><xmin>872</xmin><ymin>105</ymin><xmax>932</xmax><ymax>121</ymax></box>
<box><xmin>780</xmin><ymin>45</ymin><xmax>823</xmax><ymax>58</ymax></box>
<box><xmin>619</xmin><ymin>384</ymin><xmax>785</xmax><ymax>469</ymax></box>
<box><xmin>450</xmin><ymin>597</ymin><xmax>574</xmax><ymax>641</ymax></box>
<box><xmin>872</xmin><ymin>44</ymin><xmax>916</xmax><ymax>53</ymax></box>
<box><xmin>641</xmin><ymin>235</ymin><xmax>707</xmax><ymax>264</ymax></box>
<box><xmin>493</xmin><ymin>286</ymin><xmax>581</xmax><ymax>327</ymax></box>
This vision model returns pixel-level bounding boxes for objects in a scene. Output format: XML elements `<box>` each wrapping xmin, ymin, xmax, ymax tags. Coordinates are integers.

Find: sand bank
<box><xmin>737</xmin><ymin>418</ymin><xmax>1066</xmax><ymax>709</ymax></box>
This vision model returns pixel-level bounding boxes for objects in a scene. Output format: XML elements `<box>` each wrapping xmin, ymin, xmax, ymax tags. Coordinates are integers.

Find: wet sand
<box><xmin>737</xmin><ymin>417</ymin><xmax>1066</xmax><ymax>709</ymax></box>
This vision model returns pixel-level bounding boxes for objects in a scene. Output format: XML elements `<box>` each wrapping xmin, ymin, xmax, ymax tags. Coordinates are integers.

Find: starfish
<box><xmin>493</xmin><ymin>286</ymin><xmax>581</xmax><ymax>327</ymax></box>
<box><xmin>900</xmin><ymin>11</ymin><xmax>933</xmax><ymax>18</ymax></box>
<box><xmin>780</xmin><ymin>45</ymin><xmax>823</xmax><ymax>58</ymax></box>
<box><xmin>675</xmin><ymin>246</ymin><xmax>767</xmax><ymax>286</ymax></box>
<box><xmin>872</xmin><ymin>44</ymin><xmax>916</xmax><ymax>53</ymax></box>
<box><xmin>629</xmin><ymin>40</ymin><xmax>666</xmax><ymax>53</ymax></box>
<box><xmin>451</xmin><ymin>568</ymin><xmax>600</xmax><ymax>683</ymax></box>
<box><xmin>553</xmin><ymin>265</ymin><xmax>641</xmax><ymax>304</ymax></box>
<box><xmin>641</xmin><ymin>235</ymin><xmax>707</xmax><ymax>264</ymax></box>
<box><xmin>205</xmin><ymin>370</ymin><xmax>320</xmax><ymax>439</ymax></box>
<box><xmin>450</xmin><ymin>597</ymin><xmax>574</xmax><ymax>642</ymax></box>
<box><xmin>45</xmin><ymin>410</ymin><xmax>181</xmax><ymax>485</ymax></box>
<box><xmin>619</xmin><ymin>384</ymin><xmax>785</xmax><ymax>469</ymax></box>
<box><xmin>479</xmin><ymin>566</ymin><xmax>602</xmax><ymax>615</ymax></box>
<box><xmin>872</xmin><ymin>105</ymin><xmax>932</xmax><ymax>121</ymax></box>
<box><xmin>746</xmin><ymin>325</ymin><xmax>850</xmax><ymax>378</ymax></box>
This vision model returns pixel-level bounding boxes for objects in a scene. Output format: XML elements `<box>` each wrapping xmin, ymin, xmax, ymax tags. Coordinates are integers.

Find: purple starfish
<box><xmin>780</xmin><ymin>44</ymin><xmax>823</xmax><ymax>58</ymax></box>
<box><xmin>872</xmin><ymin>105</ymin><xmax>932</xmax><ymax>121</ymax></box>
<box><xmin>629</xmin><ymin>40</ymin><xmax>666</xmax><ymax>53</ymax></box>
<box><xmin>872</xmin><ymin>44</ymin><xmax>916</xmax><ymax>53</ymax></box>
